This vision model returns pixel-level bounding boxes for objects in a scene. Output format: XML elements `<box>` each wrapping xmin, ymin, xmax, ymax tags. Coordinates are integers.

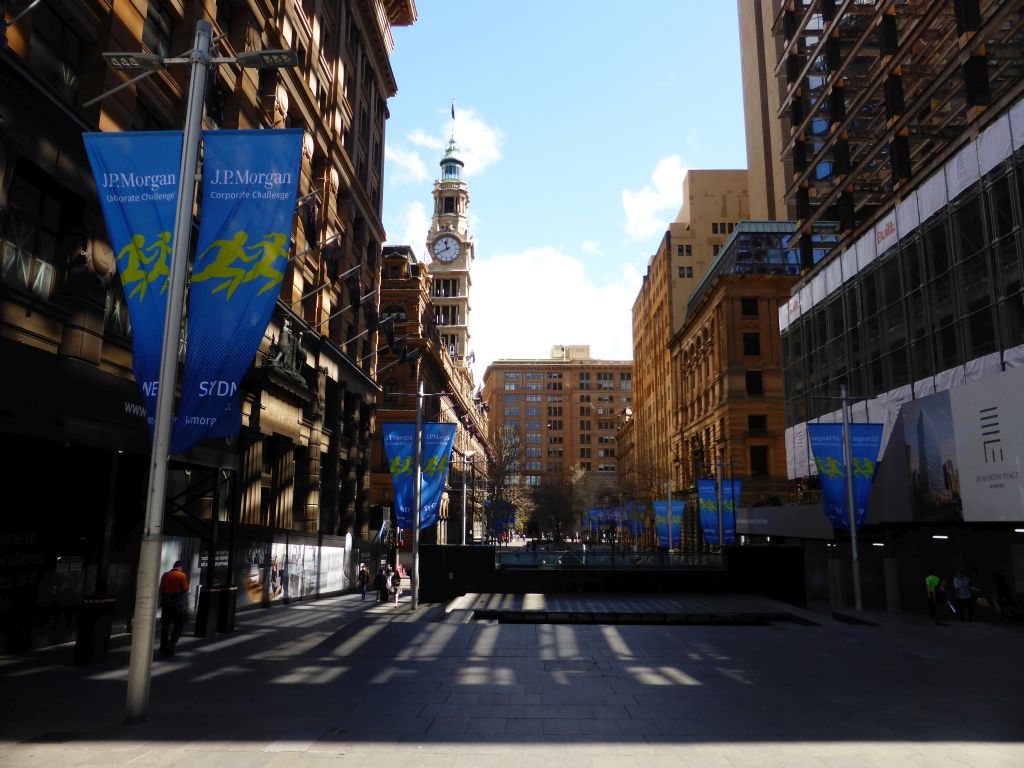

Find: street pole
<box><xmin>841</xmin><ymin>384</ymin><xmax>863</xmax><ymax>611</ymax></box>
<box><xmin>125</xmin><ymin>20</ymin><xmax>211</xmax><ymax>722</ymax></box>
<box><xmin>460</xmin><ymin>460</ymin><xmax>467</xmax><ymax>546</ymax></box>
<box><xmin>716</xmin><ymin>453</ymin><xmax>724</xmax><ymax>550</ymax></box>
<box><xmin>666</xmin><ymin>478</ymin><xmax>673</xmax><ymax>554</ymax></box>
<box><xmin>411</xmin><ymin>381</ymin><xmax>424</xmax><ymax>611</ymax></box>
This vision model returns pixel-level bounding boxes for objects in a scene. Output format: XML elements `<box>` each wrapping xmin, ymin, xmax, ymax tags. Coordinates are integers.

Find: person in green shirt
<box><xmin>925</xmin><ymin>568</ymin><xmax>941</xmax><ymax>624</ymax></box>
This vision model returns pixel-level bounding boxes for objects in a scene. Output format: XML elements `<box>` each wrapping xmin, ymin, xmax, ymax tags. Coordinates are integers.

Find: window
<box><xmin>598</xmin><ymin>435</ymin><xmax>615</xmax><ymax>444</ymax></box>
<box><xmin>526</xmin><ymin>406</ymin><xmax>541</xmax><ymax>417</ymax></box>
<box><xmin>743</xmin><ymin>332</ymin><xmax>761</xmax><ymax>356</ymax></box>
<box><xmin>728</xmin><ymin>222</ymin><xmax>735</xmax><ymax>234</ymax></box>
<box><xmin>504</xmin><ymin>383</ymin><xmax>519</xmax><ymax>392</ymax></box>
<box><xmin>382</xmin><ymin>305</ymin><xmax>406</xmax><ymax>321</ymax></box>
<box><xmin>741</xmin><ymin>297</ymin><xmax>759</xmax><ymax>316</ymax></box>
<box><xmin>443</xmin><ymin>197</ymin><xmax>455</xmax><ymax>213</ymax></box>
<box><xmin>1</xmin><ymin>171</ymin><xmax>62</xmax><ymax>300</ymax></box>
<box><xmin>525</xmin><ymin>447</ymin><xmax>541</xmax><ymax>458</ymax></box>
<box><xmin>580</xmin><ymin>447</ymin><xmax>591</xmax><ymax>458</ymax></box>
<box><xmin>547</xmin><ymin>406</ymin><xmax>562</xmax><ymax>417</ymax></box>
<box><xmin>503</xmin><ymin>407</ymin><xmax>520</xmax><ymax>417</ymax></box>
<box><xmin>579</xmin><ymin>372</ymin><xmax>590</xmax><ymax>390</ymax></box>
<box><xmin>748</xmin><ymin>415</ymin><xmax>767</xmax><ymax>434</ymax></box>
<box><xmin>678</xmin><ymin>266</ymin><xmax>693</xmax><ymax>278</ymax></box>
<box><xmin>745</xmin><ymin>371</ymin><xmax>764</xmax><ymax>395</ymax></box>
<box><xmin>597</xmin><ymin>371</ymin><xmax>614</xmax><ymax>389</ymax></box>
<box><xmin>620</xmin><ymin>372</ymin><xmax>632</xmax><ymax>390</ymax></box>
<box><xmin>384</xmin><ymin>379</ymin><xmax>397</xmax><ymax>402</ymax></box>
<box><xmin>30</xmin><ymin>3</ymin><xmax>83</xmax><ymax>104</ymax></box>
<box><xmin>526</xmin><ymin>420</ymin><xmax>541</xmax><ymax>430</ymax></box>
<box><xmin>525</xmin><ymin>381</ymin><xmax>542</xmax><ymax>390</ymax></box>
<box><xmin>548</xmin><ymin>447</ymin><xmax>563</xmax><ymax>457</ymax></box>
<box><xmin>526</xmin><ymin>476</ymin><xmax>541</xmax><ymax>486</ymax></box>
<box><xmin>713</xmin><ymin>244</ymin><xmax>721</xmax><ymax>257</ymax></box>
<box><xmin>597</xmin><ymin>448</ymin><xmax>615</xmax><ymax>458</ymax></box>
<box><xmin>504</xmin><ymin>371</ymin><xmax>521</xmax><ymax>380</ymax></box>
<box><xmin>526</xmin><ymin>433</ymin><xmax>541</xmax><ymax>444</ymax></box>
<box><xmin>597</xmin><ymin>420</ymin><xmax>615</xmax><ymax>430</ymax></box>
<box><xmin>749</xmin><ymin>446</ymin><xmax>769</xmax><ymax>476</ymax></box>
<box><xmin>526</xmin><ymin>461</ymin><xmax>542</xmax><ymax>471</ymax></box>
<box><xmin>676</xmin><ymin>244</ymin><xmax>684</xmax><ymax>258</ymax></box>
<box><xmin>548</xmin><ymin>420</ymin><xmax>562</xmax><ymax>431</ymax></box>
<box><xmin>712</xmin><ymin>223</ymin><xmax>719</xmax><ymax>234</ymax></box>
<box><xmin>581</xmin><ymin>462</ymin><xmax>592</xmax><ymax>471</ymax></box>
<box><xmin>525</xmin><ymin>394</ymin><xmax>542</xmax><ymax>402</ymax></box>
<box><xmin>580</xmin><ymin>433</ymin><xmax>591</xmax><ymax>444</ymax></box>
<box><xmin>686</xmin><ymin>244</ymin><xmax>692</xmax><ymax>257</ymax></box>
<box><xmin>143</xmin><ymin>0</ymin><xmax>173</xmax><ymax>57</ymax></box>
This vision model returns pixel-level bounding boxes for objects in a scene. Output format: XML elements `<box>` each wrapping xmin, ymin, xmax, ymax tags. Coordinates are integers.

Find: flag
<box><xmin>323</xmin><ymin>243</ymin><xmax>341</xmax><ymax>282</ymax></box>
<box><xmin>299</xmin><ymin>195</ymin><xmax>317</xmax><ymax>247</ymax></box>
<box><xmin>346</xmin><ymin>271</ymin><xmax>361</xmax><ymax>311</ymax></box>
<box><xmin>451</xmin><ymin>100</ymin><xmax>455</xmax><ymax>120</ymax></box>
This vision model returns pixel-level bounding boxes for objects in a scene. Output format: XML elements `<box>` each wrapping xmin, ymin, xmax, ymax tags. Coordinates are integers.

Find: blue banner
<box><xmin>698</xmin><ymin>479</ymin><xmax>740</xmax><ymax>544</ymax></box>
<box><xmin>171</xmin><ymin>129</ymin><xmax>303</xmax><ymax>453</ymax></box>
<box><xmin>652</xmin><ymin>500</ymin><xmax>684</xmax><ymax>548</ymax></box>
<box><xmin>808</xmin><ymin>423</ymin><xmax>882</xmax><ymax>529</ymax></box>
<box><xmin>382</xmin><ymin>422</ymin><xmax>458</xmax><ymax>530</ymax></box>
<box><xmin>83</xmin><ymin>131</ymin><xmax>184</xmax><ymax>432</ymax></box>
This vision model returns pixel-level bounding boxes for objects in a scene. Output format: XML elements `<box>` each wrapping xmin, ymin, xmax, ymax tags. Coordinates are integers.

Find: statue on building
<box><xmin>263</xmin><ymin>317</ymin><xmax>304</xmax><ymax>382</ymax></box>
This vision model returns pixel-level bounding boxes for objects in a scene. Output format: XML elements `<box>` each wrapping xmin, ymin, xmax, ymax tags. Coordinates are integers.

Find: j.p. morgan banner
<box><xmin>652</xmin><ymin>500</ymin><xmax>684</xmax><ymax>548</ymax></box>
<box><xmin>171</xmin><ymin>129</ymin><xmax>303</xmax><ymax>453</ymax></box>
<box><xmin>697</xmin><ymin>479</ymin><xmax>741</xmax><ymax>545</ymax></box>
<box><xmin>382</xmin><ymin>422</ymin><xmax>458</xmax><ymax>530</ymax></box>
<box><xmin>807</xmin><ymin>423</ymin><xmax>882</xmax><ymax>529</ymax></box>
<box><xmin>83</xmin><ymin>131</ymin><xmax>184</xmax><ymax>430</ymax></box>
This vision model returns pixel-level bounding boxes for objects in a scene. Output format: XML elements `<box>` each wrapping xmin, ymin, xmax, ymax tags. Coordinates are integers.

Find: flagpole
<box><xmin>125</xmin><ymin>19</ymin><xmax>211</xmax><ymax>722</ymax></box>
<box><xmin>842</xmin><ymin>384</ymin><xmax>863</xmax><ymax>611</ymax></box>
<box><xmin>411</xmin><ymin>380</ymin><xmax>424</xmax><ymax>611</ymax></box>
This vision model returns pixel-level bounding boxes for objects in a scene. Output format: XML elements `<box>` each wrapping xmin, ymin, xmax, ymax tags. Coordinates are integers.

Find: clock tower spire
<box><xmin>427</xmin><ymin>133</ymin><xmax>474</xmax><ymax>374</ymax></box>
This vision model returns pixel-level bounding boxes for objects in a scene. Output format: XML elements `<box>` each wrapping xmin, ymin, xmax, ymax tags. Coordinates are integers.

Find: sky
<box><xmin>382</xmin><ymin>1</ymin><xmax>748</xmax><ymax>383</ymax></box>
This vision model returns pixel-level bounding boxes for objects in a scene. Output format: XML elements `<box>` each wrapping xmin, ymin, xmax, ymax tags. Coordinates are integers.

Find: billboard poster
<box><xmin>948</xmin><ymin>365</ymin><xmax>1024</xmax><ymax>521</ymax></box>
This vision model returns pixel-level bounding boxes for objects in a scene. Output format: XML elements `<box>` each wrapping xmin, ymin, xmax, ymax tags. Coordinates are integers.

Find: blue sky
<box><xmin>382</xmin><ymin>1</ymin><xmax>747</xmax><ymax>382</ymax></box>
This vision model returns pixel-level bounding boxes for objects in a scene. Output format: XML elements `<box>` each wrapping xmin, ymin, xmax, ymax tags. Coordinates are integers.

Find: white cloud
<box><xmin>581</xmin><ymin>240</ymin><xmax>604</xmax><ymax>257</ymax></box>
<box><xmin>408</xmin><ymin>128</ymin><xmax>443</xmax><ymax>151</ymax></box>
<box><xmin>385</xmin><ymin>146</ymin><xmax>430</xmax><ymax>186</ymax></box>
<box><xmin>385</xmin><ymin>201</ymin><xmax>430</xmax><ymax>261</ymax></box>
<box><xmin>621</xmin><ymin>154</ymin><xmax>688</xmax><ymax>241</ymax></box>
<box><xmin>469</xmin><ymin>246</ymin><xmax>639</xmax><ymax>382</ymax></box>
<box><xmin>449</xmin><ymin>108</ymin><xmax>503</xmax><ymax>176</ymax></box>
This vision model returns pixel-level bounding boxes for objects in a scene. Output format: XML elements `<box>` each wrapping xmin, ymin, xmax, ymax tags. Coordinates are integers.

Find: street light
<box><xmin>461</xmin><ymin>451</ymin><xmax>476</xmax><ymax>546</ymax></box>
<box><xmin>104</xmin><ymin>19</ymin><xmax>295</xmax><ymax>722</ymax></box>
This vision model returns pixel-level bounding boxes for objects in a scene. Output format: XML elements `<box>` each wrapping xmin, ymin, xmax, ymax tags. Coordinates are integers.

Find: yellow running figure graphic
<box><xmin>191</xmin><ymin>231</ymin><xmax>252</xmax><ymax>299</ymax></box>
<box><xmin>118</xmin><ymin>234</ymin><xmax>151</xmax><ymax>301</ymax></box>
<box><xmin>142</xmin><ymin>230</ymin><xmax>172</xmax><ymax>294</ymax></box>
<box><xmin>242</xmin><ymin>233</ymin><xmax>288</xmax><ymax>296</ymax></box>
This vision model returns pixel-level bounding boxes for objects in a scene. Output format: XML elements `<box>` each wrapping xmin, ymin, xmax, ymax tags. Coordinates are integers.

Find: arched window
<box><xmin>382</xmin><ymin>305</ymin><xmax>406</xmax><ymax>322</ymax></box>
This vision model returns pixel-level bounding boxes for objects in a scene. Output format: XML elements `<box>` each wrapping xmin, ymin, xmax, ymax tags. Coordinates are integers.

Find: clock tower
<box><xmin>427</xmin><ymin>137</ymin><xmax>474</xmax><ymax>372</ymax></box>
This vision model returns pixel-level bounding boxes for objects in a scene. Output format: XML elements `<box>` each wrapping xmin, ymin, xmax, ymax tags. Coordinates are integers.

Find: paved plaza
<box><xmin>1</xmin><ymin>591</ymin><xmax>1022</xmax><ymax>767</ymax></box>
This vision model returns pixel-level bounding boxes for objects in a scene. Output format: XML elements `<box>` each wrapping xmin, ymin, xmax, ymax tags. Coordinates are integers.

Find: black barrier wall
<box><xmin>419</xmin><ymin>545</ymin><xmax>806</xmax><ymax>606</ymax></box>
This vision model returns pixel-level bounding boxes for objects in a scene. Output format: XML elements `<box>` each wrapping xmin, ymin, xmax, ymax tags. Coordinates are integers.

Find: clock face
<box><xmin>432</xmin><ymin>236</ymin><xmax>461</xmax><ymax>263</ymax></box>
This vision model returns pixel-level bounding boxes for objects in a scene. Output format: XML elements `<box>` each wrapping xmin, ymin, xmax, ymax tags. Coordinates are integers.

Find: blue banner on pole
<box><xmin>698</xmin><ymin>479</ymin><xmax>739</xmax><ymax>545</ymax></box>
<box><xmin>171</xmin><ymin>129</ymin><xmax>303</xmax><ymax>453</ymax></box>
<box><xmin>83</xmin><ymin>131</ymin><xmax>184</xmax><ymax>432</ymax></box>
<box><xmin>652</xmin><ymin>501</ymin><xmax>684</xmax><ymax>548</ymax></box>
<box><xmin>382</xmin><ymin>422</ymin><xmax>457</xmax><ymax>530</ymax></box>
<box><xmin>808</xmin><ymin>423</ymin><xmax>883</xmax><ymax>530</ymax></box>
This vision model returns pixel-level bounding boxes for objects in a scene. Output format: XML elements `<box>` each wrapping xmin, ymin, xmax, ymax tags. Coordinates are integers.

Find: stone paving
<box><xmin>1</xmin><ymin>591</ymin><xmax>1022</xmax><ymax>767</ymax></box>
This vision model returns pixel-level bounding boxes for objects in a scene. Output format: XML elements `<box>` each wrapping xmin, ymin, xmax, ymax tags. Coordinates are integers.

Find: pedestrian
<box><xmin>953</xmin><ymin>570</ymin><xmax>974</xmax><ymax>622</ymax></box>
<box><xmin>924</xmin><ymin>567</ymin><xmax>940</xmax><ymax>624</ymax></box>
<box><xmin>374</xmin><ymin>564</ymin><xmax>387</xmax><ymax>603</ymax></box>
<box><xmin>357</xmin><ymin>563</ymin><xmax>370</xmax><ymax>600</ymax></box>
<box><xmin>391</xmin><ymin>566</ymin><xmax>402</xmax><ymax>607</ymax></box>
<box><xmin>159</xmin><ymin>560</ymin><xmax>189</xmax><ymax>656</ymax></box>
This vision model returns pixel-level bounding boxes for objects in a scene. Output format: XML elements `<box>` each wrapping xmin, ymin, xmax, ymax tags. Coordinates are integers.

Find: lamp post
<box><xmin>461</xmin><ymin>451</ymin><xmax>476</xmax><ymax>546</ymax></box>
<box><xmin>102</xmin><ymin>20</ymin><xmax>296</xmax><ymax>722</ymax></box>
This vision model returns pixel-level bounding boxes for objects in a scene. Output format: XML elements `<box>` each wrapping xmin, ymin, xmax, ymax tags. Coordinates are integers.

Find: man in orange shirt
<box><xmin>159</xmin><ymin>560</ymin><xmax>189</xmax><ymax>656</ymax></box>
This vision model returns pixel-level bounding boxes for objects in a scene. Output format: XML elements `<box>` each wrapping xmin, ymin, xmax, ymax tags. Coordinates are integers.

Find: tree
<box><xmin>529</xmin><ymin>476</ymin><xmax>577</xmax><ymax>542</ymax></box>
<box><xmin>476</xmin><ymin>423</ymin><xmax>534</xmax><ymax>537</ymax></box>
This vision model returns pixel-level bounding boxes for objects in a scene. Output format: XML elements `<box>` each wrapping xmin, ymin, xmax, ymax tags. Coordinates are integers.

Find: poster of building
<box><xmin>897</xmin><ymin>391</ymin><xmax>963</xmax><ymax>522</ymax></box>
<box><xmin>949</xmin><ymin>365</ymin><xmax>1024</xmax><ymax>521</ymax></box>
